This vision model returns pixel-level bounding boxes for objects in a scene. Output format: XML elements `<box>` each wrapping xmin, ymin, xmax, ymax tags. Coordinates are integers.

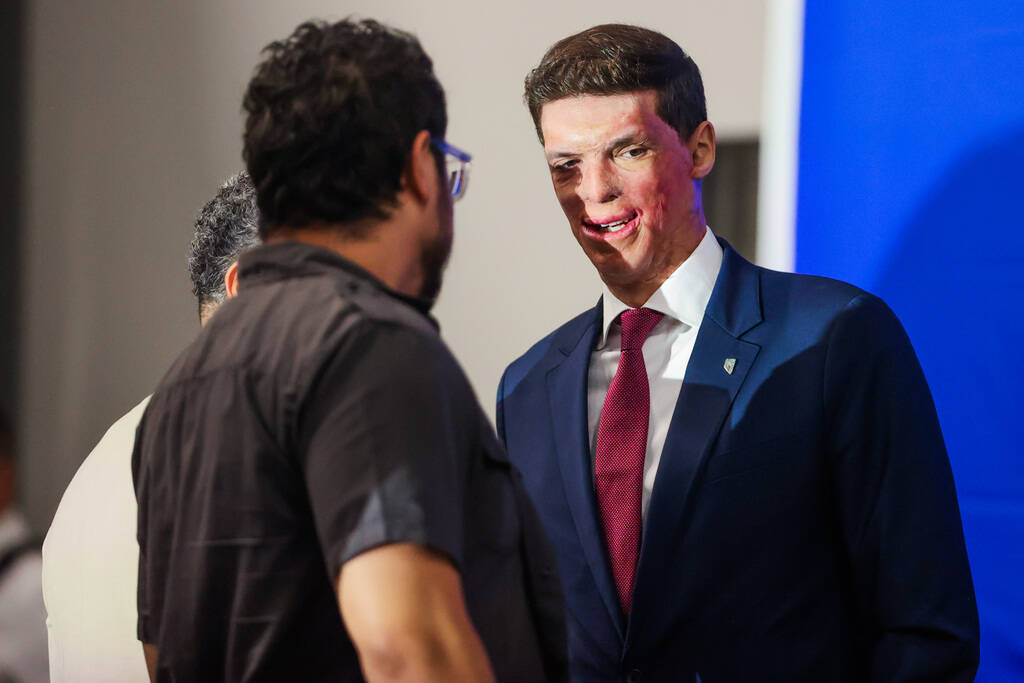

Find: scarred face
<box><xmin>539</xmin><ymin>91</ymin><xmax>714</xmax><ymax>300</ymax></box>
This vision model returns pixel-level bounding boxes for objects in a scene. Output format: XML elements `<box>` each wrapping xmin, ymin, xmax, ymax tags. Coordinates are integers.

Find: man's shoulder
<box><xmin>98</xmin><ymin>396</ymin><xmax>151</xmax><ymax>452</ymax></box>
<box><xmin>53</xmin><ymin>396</ymin><xmax>150</xmax><ymax>509</ymax></box>
<box><xmin>754</xmin><ymin>265</ymin><xmax>890</xmax><ymax>324</ymax></box>
<box><xmin>750</xmin><ymin>266</ymin><xmax>908</xmax><ymax>352</ymax></box>
<box><xmin>501</xmin><ymin>306</ymin><xmax>599</xmax><ymax>394</ymax></box>
<box><xmin>157</xmin><ymin>272</ymin><xmax>443</xmax><ymax>397</ymax></box>
<box><xmin>43</xmin><ymin>396</ymin><xmax>149</xmax><ymax>564</ymax></box>
<box><xmin>758</xmin><ymin>265</ymin><xmax>866</xmax><ymax>307</ymax></box>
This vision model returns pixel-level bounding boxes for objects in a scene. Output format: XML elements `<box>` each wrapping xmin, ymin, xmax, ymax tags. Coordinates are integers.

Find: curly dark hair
<box><xmin>524</xmin><ymin>24</ymin><xmax>706</xmax><ymax>143</ymax></box>
<box><xmin>243</xmin><ymin>19</ymin><xmax>447</xmax><ymax>238</ymax></box>
<box><xmin>188</xmin><ymin>172</ymin><xmax>261</xmax><ymax>319</ymax></box>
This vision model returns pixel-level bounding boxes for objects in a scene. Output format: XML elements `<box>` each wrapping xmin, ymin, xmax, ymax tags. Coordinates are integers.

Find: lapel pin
<box><xmin>723</xmin><ymin>358</ymin><xmax>736</xmax><ymax>375</ymax></box>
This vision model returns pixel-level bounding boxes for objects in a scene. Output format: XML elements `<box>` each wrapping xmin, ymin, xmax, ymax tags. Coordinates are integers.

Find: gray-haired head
<box><xmin>188</xmin><ymin>171</ymin><xmax>261</xmax><ymax>323</ymax></box>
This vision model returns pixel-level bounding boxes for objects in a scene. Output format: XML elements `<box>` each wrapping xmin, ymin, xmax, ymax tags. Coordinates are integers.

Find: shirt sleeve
<box><xmin>296</xmin><ymin>321</ymin><xmax>468</xmax><ymax>581</ymax></box>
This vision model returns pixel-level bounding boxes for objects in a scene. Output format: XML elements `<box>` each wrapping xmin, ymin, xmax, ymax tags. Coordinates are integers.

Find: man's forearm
<box><xmin>142</xmin><ymin>643</ymin><xmax>158</xmax><ymax>682</ymax></box>
<box><xmin>356</xmin><ymin>612</ymin><xmax>494</xmax><ymax>683</ymax></box>
<box><xmin>339</xmin><ymin>543</ymin><xmax>496</xmax><ymax>683</ymax></box>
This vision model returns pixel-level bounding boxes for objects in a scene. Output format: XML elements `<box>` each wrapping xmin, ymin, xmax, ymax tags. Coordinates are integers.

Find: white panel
<box><xmin>756</xmin><ymin>0</ymin><xmax>804</xmax><ymax>271</ymax></box>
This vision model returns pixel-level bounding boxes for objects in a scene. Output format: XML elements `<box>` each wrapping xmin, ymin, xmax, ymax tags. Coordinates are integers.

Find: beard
<box><xmin>417</xmin><ymin>232</ymin><xmax>450</xmax><ymax>306</ymax></box>
<box><xmin>417</xmin><ymin>198</ymin><xmax>453</xmax><ymax>307</ymax></box>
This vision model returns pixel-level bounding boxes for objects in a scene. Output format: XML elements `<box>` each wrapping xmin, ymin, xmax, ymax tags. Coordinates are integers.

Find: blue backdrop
<box><xmin>796</xmin><ymin>1</ymin><xmax>1024</xmax><ymax>678</ymax></box>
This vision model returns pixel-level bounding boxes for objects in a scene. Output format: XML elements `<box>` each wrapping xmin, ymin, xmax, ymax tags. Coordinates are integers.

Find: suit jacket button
<box><xmin>625</xmin><ymin>669</ymin><xmax>642</xmax><ymax>683</ymax></box>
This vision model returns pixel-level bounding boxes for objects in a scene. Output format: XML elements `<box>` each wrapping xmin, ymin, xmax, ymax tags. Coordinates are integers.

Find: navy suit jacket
<box><xmin>497</xmin><ymin>241</ymin><xmax>979</xmax><ymax>682</ymax></box>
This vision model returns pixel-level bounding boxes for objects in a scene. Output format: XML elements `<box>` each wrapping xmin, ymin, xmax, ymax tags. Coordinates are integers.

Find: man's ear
<box><xmin>224</xmin><ymin>261</ymin><xmax>240</xmax><ymax>299</ymax></box>
<box><xmin>688</xmin><ymin>120</ymin><xmax>716</xmax><ymax>180</ymax></box>
<box><xmin>403</xmin><ymin>129</ymin><xmax>440</xmax><ymax>205</ymax></box>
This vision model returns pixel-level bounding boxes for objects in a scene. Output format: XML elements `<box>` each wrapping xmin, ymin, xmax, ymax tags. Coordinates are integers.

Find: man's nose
<box><xmin>577</xmin><ymin>161</ymin><xmax>619</xmax><ymax>204</ymax></box>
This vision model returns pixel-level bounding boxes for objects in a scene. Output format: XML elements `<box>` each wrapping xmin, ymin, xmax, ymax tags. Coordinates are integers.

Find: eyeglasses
<box><xmin>432</xmin><ymin>138</ymin><xmax>472</xmax><ymax>201</ymax></box>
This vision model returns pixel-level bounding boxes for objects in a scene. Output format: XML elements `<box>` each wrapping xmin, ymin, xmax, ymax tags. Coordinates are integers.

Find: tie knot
<box><xmin>618</xmin><ymin>308</ymin><xmax>663</xmax><ymax>350</ymax></box>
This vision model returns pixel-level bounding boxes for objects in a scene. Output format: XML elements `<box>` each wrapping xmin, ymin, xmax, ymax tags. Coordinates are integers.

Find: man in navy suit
<box><xmin>497</xmin><ymin>24</ymin><xmax>979</xmax><ymax>682</ymax></box>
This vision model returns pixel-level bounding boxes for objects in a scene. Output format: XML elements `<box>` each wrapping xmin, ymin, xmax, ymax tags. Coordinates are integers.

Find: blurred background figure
<box><xmin>0</xmin><ymin>408</ymin><xmax>46</xmax><ymax>683</ymax></box>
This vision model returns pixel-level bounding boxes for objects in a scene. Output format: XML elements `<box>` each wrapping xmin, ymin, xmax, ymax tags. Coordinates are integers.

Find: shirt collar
<box><xmin>238</xmin><ymin>241</ymin><xmax>439</xmax><ymax>325</ymax></box>
<box><xmin>598</xmin><ymin>226</ymin><xmax>723</xmax><ymax>348</ymax></box>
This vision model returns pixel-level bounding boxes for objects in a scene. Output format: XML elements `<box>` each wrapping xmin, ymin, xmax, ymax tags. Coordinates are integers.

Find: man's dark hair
<box><xmin>188</xmin><ymin>172</ymin><xmax>261</xmax><ymax>319</ymax></box>
<box><xmin>524</xmin><ymin>24</ymin><xmax>706</xmax><ymax>143</ymax></box>
<box><xmin>243</xmin><ymin>19</ymin><xmax>447</xmax><ymax>239</ymax></box>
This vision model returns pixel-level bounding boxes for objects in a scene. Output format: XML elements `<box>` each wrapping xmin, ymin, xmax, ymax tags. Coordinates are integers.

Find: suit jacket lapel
<box><xmin>627</xmin><ymin>243</ymin><xmax>763</xmax><ymax>648</ymax></box>
<box><xmin>545</xmin><ymin>302</ymin><xmax>625</xmax><ymax>641</ymax></box>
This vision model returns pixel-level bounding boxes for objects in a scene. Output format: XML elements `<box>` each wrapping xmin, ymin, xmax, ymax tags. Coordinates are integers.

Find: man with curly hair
<box><xmin>132</xmin><ymin>18</ymin><xmax>567</xmax><ymax>683</ymax></box>
<box><xmin>42</xmin><ymin>172</ymin><xmax>259</xmax><ymax>682</ymax></box>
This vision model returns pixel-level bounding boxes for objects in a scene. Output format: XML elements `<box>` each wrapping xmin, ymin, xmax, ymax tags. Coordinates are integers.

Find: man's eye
<box><xmin>552</xmin><ymin>160</ymin><xmax>579</xmax><ymax>173</ymax></box>
<box><xmin>621</xmin><ymin>147</ymin><xmax>647</xmax><ymax>159</ymax></box>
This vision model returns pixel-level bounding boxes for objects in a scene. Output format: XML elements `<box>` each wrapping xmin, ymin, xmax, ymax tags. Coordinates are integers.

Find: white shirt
<box><xmin>0</xmin><ymin>508</ymin><xmax>48</xmax><ymax>683</ymax></box>
<box><xmin>42</xmin><ymin>397</ymin><xmax>150</xmax><ymax>683</ymax></box>
<box><xmin>588</xmin><ymin>227</ymin><xmax>723</xmax><ymax>519</ymax></box>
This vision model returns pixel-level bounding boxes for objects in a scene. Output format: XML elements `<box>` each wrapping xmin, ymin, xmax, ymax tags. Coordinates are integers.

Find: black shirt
<box><xmin>132</xmin><ymin>242</ymin><xmax>567</xmax><ymax>682</ymax></box>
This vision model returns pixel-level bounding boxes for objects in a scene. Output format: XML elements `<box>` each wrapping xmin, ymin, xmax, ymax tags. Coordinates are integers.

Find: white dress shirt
<box><xmin>588</xmin><ymin>227</ymin><xmax>723</xmax><ymax>519</ymax></box>
<box><xmin>42</xmin><ymin>397</ymin><xmax>150</xmax><ymax>683</ymax></box>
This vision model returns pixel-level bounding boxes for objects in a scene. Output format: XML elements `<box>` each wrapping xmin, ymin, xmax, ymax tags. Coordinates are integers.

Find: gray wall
<box><xmin>18</xmin><ymin>0</ymin><xmax>766</xmax><ymax>532</ymax></box>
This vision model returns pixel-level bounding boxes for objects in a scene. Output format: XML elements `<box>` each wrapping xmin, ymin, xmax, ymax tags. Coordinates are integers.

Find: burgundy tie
<box><xmin>595</xmin><ymin>307</ymin><xmax>663</xmax><ymax>615</ymax></box>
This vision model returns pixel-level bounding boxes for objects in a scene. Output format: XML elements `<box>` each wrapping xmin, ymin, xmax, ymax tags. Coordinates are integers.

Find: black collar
<box><xmin>238</xmin><ymin>241</ymin><xmax>438</xmax><ymax>323</ymax></box>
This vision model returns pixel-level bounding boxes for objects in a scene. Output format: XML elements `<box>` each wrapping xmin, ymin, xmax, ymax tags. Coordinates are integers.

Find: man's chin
<box><xmin>586</xmin><ymin>251</ymin><xmax>639</xmax><ymax>284</ymax></box>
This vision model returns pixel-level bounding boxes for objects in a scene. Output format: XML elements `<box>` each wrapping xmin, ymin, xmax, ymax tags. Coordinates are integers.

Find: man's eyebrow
<box><xmin>545</xmin><ymin>149</ymin><xmax>578</xmax><ymax>162</ymax></box>
<box><xmin>544</xmin><ymin>132</ymin><xmax>650</xmax><ymax>161</ymax></box>
<box><xmin>607</xmin><ymin>133</ymin><xmax>649</xmax><ymax>149</ymax></box>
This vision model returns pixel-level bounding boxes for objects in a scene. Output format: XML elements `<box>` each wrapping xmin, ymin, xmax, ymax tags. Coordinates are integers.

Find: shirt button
<box><xmin>625</xmin><ymin>669</ymin><xmax>642</xmax><ymax>683</ymax></box>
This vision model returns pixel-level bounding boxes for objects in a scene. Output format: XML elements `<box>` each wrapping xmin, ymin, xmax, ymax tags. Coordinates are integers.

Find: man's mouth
<box><xmin>581</xmin><ymin>211</ymin><xmax>639</xmax><ymax>238</ymax></box>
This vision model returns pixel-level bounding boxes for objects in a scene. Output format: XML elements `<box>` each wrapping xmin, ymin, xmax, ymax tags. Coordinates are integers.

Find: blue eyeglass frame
<box><xmin>431</xmin><ymin>138</ymin><xmax>472</xmax><ymax>200</ymax></box>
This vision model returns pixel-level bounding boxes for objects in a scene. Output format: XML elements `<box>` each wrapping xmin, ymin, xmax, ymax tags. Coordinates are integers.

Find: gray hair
<box><xmin>188</xmin><ymin>172</ymin><xmax>261</xmax><ymax>319</ymax></box>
